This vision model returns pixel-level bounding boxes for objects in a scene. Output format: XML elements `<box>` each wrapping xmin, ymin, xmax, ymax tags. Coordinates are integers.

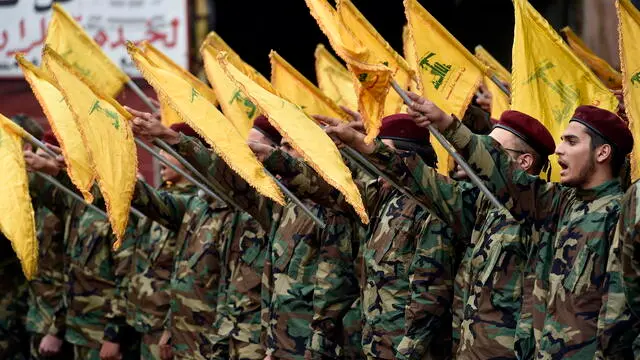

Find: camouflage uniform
<box><xmin>173</xmin><ymin>136</ymin><xmax>360</xmax><ymax>360</ymax></box>
<box><xmin>611</xmin><ymin>181</ymin><xmax>640</xmax><ymax>358</ymax></box>
<box><xmin>435</xmin><ymin>119</ymin><xmax>633</xmax><ymax>358</ymax></box>
<box><xmin>124</xmin><ymin>182</ymin><xmax>197</xmax><ymax>359</ymax></box>
<box><xmin>0</xmin><ymin>236</ymin><xmax>28</xmax><ymax>360</ymax></box>
<box><xmin>29</xmin><ymin>176</ymin><xmax>134</xmax><ymax>360</ymax></box>
<box><xmin>26</xmin><ymin>205</ymin><xmax>71</xmax><ymax>359</ymax></box>
<box><xmin>130</xmin><ymin>179</ymin><xmax>229</xmax><ymax>360</ymax></box>
<box><xmin>273</xmin><ymin>148</ymin><xmax>456</xmax><ymax>360</ymax></box>
<box><xmin>363</xmin><ymin>136</ymin><xmax>529</xmax><ymax>359</ymax></box>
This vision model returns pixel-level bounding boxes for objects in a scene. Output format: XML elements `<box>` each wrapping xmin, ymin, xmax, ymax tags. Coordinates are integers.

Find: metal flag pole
<box><xmin>126</xmin><ymin>80</ymin><xmax>241</xmax><ymax>210</ymax></box>
<box><xmin>36</xmin><ymin>172</ymin><xmax>108</xmax><ymax>218</ymax></box>
<box><xmin>490</xmin><ymin>74</ymin><xmax>511</xmax><ymax>96</ymax></box>
<box><xmin>21</xmin><ymin>132</ymin><xmax>145</xmax><ymax>218</ymax></box>
<box><xmin>265</xmin><ymin>170</ymin><xmax>326</xmax><ymax>229</ymax></box>
<box><xmin>390</xmin><ymin>80</ymin><xmax>503</xmax><ymax>209</ymax></box>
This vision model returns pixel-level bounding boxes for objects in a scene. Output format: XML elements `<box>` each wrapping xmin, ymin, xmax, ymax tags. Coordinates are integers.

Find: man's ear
<box><xmin>595</xmin><ymin>143</ymin><xmax>612</xmax><ymax>165</ymax></box>
<box><xmin>518</xmin><ymin>153</ymin><xmax>535</xmax><ymax>173</ymax></box>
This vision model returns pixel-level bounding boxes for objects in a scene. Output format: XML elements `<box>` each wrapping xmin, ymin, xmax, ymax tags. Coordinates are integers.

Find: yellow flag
<box><xmin>403</xmin><ymin>25</ymin><xmax>420</xmax><ymax>93</ymax></box>
<box><xmin>617</xmin><ymin>0</ymin><xmax>640</xmax><ymax>179</ymax></box>
<box><xmin>404</xmin><ymin>0</ymin><xmax>486</xmax><ymax>174</ymax></box>
<box><xmin>141</xmin><ymin>41</ymin><xmax>219</xmax><ymax>127</ymax></box>
<box><xmin>203</xmin><ymin>32</ymin><xmax>274</xmax><ymax>93</ymax></box>
<box><xmin>201</xmin><ymin>44</ymin><xmax>259</xmax><ymax>138</ymax></box>
<box><xmin>17</xmin><ymin>55</ymin><xmax>95</xmax><ymax>203</ymax></box>
<box><xmin>314</xmin><ymin>44</ymin><xmax>358</xmax><ymax>110</ymax></box>
<box><xmin>128</xmin><ymin>44</ymin><xmax>285</xmax><ymax>205</ymax></box>
<box><xmin>512</xmin><ymin>0</ymin><xmax>618</xmax><ymax>181</ymax></box>
<box><xmin>306</xmin><ymin>0</ymin><xmax>393</xmax><ymax>144</ymax></box>
<box><xmin>0</xmin><ymin>114</ymin><xmax>38</xmax><ymax>279</ymax></box>
<box><xmin>337</xmin><ymin>0</ymin><xmax>413</xmax><ymax>115</ymax></box>
<box><xmin>561</xmin><ymin>27</ymin><xmax>623</xmax><ymax>89</ymax></box>
<box><xmin>45</xmin><ymin>4</ymin><xmax>129</xmax><ymax>98</ymax></box>
<box><xmin>475</xmin><ymin>45</ymin><xmax>511</xmax><ymax>86</ymax></box>
<box><xmin>43</xmin><ymin>46</ymin><xmax>137</xmax><ymax>248</ymax></box>
<box><xmin>218</xmin><ymin>52</ymin><xmax>368</xmax><ymax>224</ymax></box>
<box><xmin>271</xmin><ymin>51</ymin><xmax>348</xmax><ymax>120</ymax></box>
<box><xmin>484</xmin><ymin>76</ymin><xmax>510</xmax><ymax>119</ymax></box>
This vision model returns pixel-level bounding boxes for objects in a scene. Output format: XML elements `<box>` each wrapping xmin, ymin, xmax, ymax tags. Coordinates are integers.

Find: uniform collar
<box><xmin>575</xmin><ymin>178</ymin><xmax>621</xmax><ymax>202</ymax></box>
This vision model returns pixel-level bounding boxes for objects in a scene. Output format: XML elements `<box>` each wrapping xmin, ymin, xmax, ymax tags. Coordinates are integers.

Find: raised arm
<box><xmin>131</xmin><ymin>179</ymin><xmax>192</xmax><ymax>232</ymax></box>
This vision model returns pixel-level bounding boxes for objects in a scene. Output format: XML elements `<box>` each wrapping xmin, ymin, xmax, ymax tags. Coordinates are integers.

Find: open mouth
<box><xmin>558</xmin><ymin>159</ymin><xmax>568</xmax><ymax>175</ymax></box>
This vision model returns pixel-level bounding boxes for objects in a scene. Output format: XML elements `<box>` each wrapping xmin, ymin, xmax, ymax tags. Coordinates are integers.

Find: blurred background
<box><xmin>0</xmin><ymin>0</ymin><xmax>633</xmax><ymax>183</ymax></box>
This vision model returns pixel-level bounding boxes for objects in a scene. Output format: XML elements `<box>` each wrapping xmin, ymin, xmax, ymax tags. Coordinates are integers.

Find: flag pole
<box><xmin>490</xmin><ymin>74</ymin><xmax>511</xmax><ymax>96</ymax></box>
<box><xmin>20</xmin><ymin>131</ymin><xmax>146</xmax><ymax>218</ymax></box>
<box><xmin>35</xmin><ymin>172</ymin><xmax>108</xmax><ymax>218</ymax></box>
<box><xmin>266</xmin><ymin>170</ymin><xmax>326</xmax><ymax>229</ymax></box>
<box><xmin>390</xmin><ymin>80</ymin><xmax>503</xmax><ymax>209</ymax></box>
<box><xmin>125</xmin><ymin>81</ymin><xmax>242</xmax><ymax>210</ymax></box>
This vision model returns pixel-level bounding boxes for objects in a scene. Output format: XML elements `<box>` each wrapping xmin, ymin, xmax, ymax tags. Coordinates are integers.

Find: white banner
<box><xmin>0</xmin><ymin>0</ymin><xmax>189</xmax><ymax>78</ymax></box>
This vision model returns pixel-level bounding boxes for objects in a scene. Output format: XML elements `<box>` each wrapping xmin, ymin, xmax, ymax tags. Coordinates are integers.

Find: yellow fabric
<box><xmin>17</xmin><ymin>55</ymin><xmax>95</xmax><ymax>203</ymax></box>
<box><xmin>484</xmin><ymin>76</ymin><xmax>510</xmax><ymax>119</ymax></box>
<box><xmin>0</xmin><ymin>113</ymin><xmax>38</xmax><ymax>280</ymax></box>
<box><xmin>306</xmin><ymin>0</ymin><xmax>393</xmax><ymax>144</ymax></box>
<box><xmin>271</xmin><ymin>51</ymin><xmax>348</xmax><ymax>120</ymax></box>
<box><xmin>201</xmin><ymin>44</ymin><xmax>258</xmax><ymax>138</ymax></box>
<box><xmin>474</xmin><ymin>45</ymin><xmax>511</xmax><ymax>86</ymax></box>
<box><xmin>337</xmin><ymin>0</ymin><xmax>413</xmax><ymax>116</ymax></box>
<box><xmin>314</xmin><ymin>44</ymin><xmax>358</xmax><ymax>110</ymax></box>
<box><xmin>128</xmin><ymin>44</ymin><xmax>285</xmax><ymax>205</ymax></box>
<box><xmin>561</xmin><ymin>27</ymin><xmax>623</xmax><ymax>89</ymax></box>
<box><xmin>403</xmin><ymin>25</ymin><xmax>420</xmax><ymax>93</ymax></box>
<box><xmin>203</xmin><ymin>32</ymin><xmax>275</xmax><ymax>93</ymax></box>
<box><xmin>141</xmin><ymin>41</ymin><xmax>219</xmax><ymax>127</ymax></box>
<box><xmin>404</xmin><ymin>0</ymin><xmax>485</xmax><ymax>175</ymax></box>
<box><xmin>218</xmin><ymin>52</ymin><xmax>368</xmax><ymax>224</ymax></box>
<box><xmin>45</xmin><ymin>4</ymin><xmax>129</xmax><ymax>98</ymax></box>
<box><xmin>511</xmin><ymin>0</ymin><xmax>618</xmax><ymax>181</ymax></box>
<box><xmin>43</xmin><ymin>47</ymin><xmax>137</xmax><ymax>248</ymax></box>
<box><xmin>617</xmin><ymin>0</ymin><xmax>640</xmax><ymax>180</ymax></box>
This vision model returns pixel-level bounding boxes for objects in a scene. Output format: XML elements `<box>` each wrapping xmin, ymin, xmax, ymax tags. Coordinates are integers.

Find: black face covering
<box><xmin>384</xmin><ymin>137</ymin><xmax>438</xmax><ymax>168</ymax></box>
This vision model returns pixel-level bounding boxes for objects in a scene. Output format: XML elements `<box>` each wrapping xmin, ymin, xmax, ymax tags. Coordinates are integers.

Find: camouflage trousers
<box><xmin>140</xmin><ymin>331</ymin><xmax>164</xmax><ymax>360</ymax></box>
<box><xmin>72</xmin><ymin>345</ymin><xmax>101</xmax><ymax>360</ymax></box>
<box><xmin>343</xmin><ymin>298</ymin><xmax>364</xmax><ymax>360</ymax></box>
<box><xmin>29</xmin><ymin>333</ymin><xmax>73</xmax><ymax>360</ymax></box>
<box><xmin>0</xmin><ymin>284</ymin><xmax>28</xmax><ymax>360</ymax></box>
<box><xmin>228</xmin><ymin>338</ymin><xmax>263</xmax><ymax>360</ymax></box>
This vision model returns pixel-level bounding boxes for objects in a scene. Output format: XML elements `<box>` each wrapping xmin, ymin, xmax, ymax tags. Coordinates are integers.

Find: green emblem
<box><xmin>419</xmin><ymin>52</ymin><xmax>451</xmax><ymax>90</ymax></box>
<box><xmin>190</xmin><ymin>87</ymin><xmax>201</xmax><ymax>103</ymax></box>
<box><xmin>60</xmin><ymin>49</ymin><xmax>91</xmax><ymax>77</ymax></box>
<box><xmin>526</xmin><ymin>60</ymin><xmax>579</xmax><ymax>123</ymax></box>
<box><xmin>631</xmin><ymin>71</ymin><xmax>640</xmax><ymax>87</ymax></box>
<box><xmin>89</xmin><ymin>100</ymin><xmax>121</xmax><ymax>130</ymax></box>
<box><xmin>229</xmin><ymin>89</ymin><xmax>257</xmax><ymax>118</ymax></box>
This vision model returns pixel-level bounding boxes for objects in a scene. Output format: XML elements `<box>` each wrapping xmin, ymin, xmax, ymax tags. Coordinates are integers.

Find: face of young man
<box><xmin>489</xmin><ymin>127</ymin><xmax>535</xmax><ymax>174</ymax></box>
<box><xmin>159</xmin><ymin>149</ymin><xmax>185</xmax><ymax>184</ymax></box>
<box><xmin>555</xmin><ymin>121</ymin><xmax>597</xmax><ymax>187</ymax></box>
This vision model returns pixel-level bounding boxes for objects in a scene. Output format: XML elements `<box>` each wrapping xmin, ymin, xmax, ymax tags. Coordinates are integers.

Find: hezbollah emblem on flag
<box><xmin>632</xmin><ymin>69</ymin><xmax>640</xmax><ymax>87</ymax></box>
<box><xmin>419</xmin><ymin>51</ymin><xmax>454</xmax><ymax>90</ymax></box>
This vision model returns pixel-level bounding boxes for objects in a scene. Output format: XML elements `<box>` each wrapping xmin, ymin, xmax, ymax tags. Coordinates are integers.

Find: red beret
<box><xmin>379</xmin><ymin>113</ymin><xmax>430</xmax><ymax>143</ymax></box>
<box><xmin>170</xmin><ymin>122</ymin><xmax>209</xmax><ymax>148</ymax></box>
<box><xmin>494</xmin><ymin>110</ymin><xmax>556</xmax><ymax>157</ymax></box>
<box><xmin>42</xmin><ymin>130</ymin><xmax>59</xmax><ymax>147</ymax></box>
<box><xmin>253</xmin><ymin>115</ymin><xmax>282</xmax><ymax>144</ymax></box>
<box><xmin>570</xmin><ymin>105</ymin><xmax>634</xmax><ymax>155</ymax></box>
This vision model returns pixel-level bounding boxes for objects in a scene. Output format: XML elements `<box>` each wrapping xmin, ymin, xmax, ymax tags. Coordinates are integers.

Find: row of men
<box><xmin>2</xmin><ymin>86</ymin><xmax>640</xmax><ymax>360</ymax></box>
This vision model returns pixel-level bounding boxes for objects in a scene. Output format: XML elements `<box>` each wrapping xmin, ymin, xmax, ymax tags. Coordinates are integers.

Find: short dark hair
<box><xmin>585</xmin><ymin>127</ymin><xmax>625</xmax><ymax>176</ymax></box>
<box><xmin>392</xmin><ymin>139</ymin><xmax>438</xmax><ymax>168</ymax></box>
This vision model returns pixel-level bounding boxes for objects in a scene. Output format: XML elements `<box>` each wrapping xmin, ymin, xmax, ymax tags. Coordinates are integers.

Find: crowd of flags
<box><xmin>1</xmin><ymin>0</ymin><xmax>639</xmax><ymax>280</ymax></box>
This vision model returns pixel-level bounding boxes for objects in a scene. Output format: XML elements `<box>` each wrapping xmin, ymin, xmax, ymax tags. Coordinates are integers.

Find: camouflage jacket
<box><xmin>173</xmin><ymin>136</ymin><xmax>360</xmax><ymax>359</ymax></box>
<box><xmin>26</xmin><ymin>205</ymin><xmax>66</xmax><ymax>337</ymax></box>
<box><xmin>125</xmin><ymin>182</ymin><xmax>198</xmax><ymax>333</ymax></box>
<box><xmin>30</xmin><ymin>176</ymin><xmax>127</xmax><ymax>349</ymax></box>
<box><xmin>440</xmin><ymin>119</ymin><xmax>629</xmax><ymax>359</ymax></box>
<box><xmin>364</xmin><ymin>138</ymin><xmax>530</xmax><ymax>360</ymax></box>
<box><xmin>131</xmin><ymin>179</ymin><xmax>229</xmax><ymax>359</ymax></box>
<box><xmin>611</xmin><ymin>181</ymin><xmax>640</xmax><ymax>359</ymax></box>
<box><xmin>282</xmin><ymin>149</ymin><xmax>456</xmax><ymax>360</ymax></box>
<box><xmin>0</xmin><ymin>234</ymin><xmax>28</xmax><ymax>359</ymax></box>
